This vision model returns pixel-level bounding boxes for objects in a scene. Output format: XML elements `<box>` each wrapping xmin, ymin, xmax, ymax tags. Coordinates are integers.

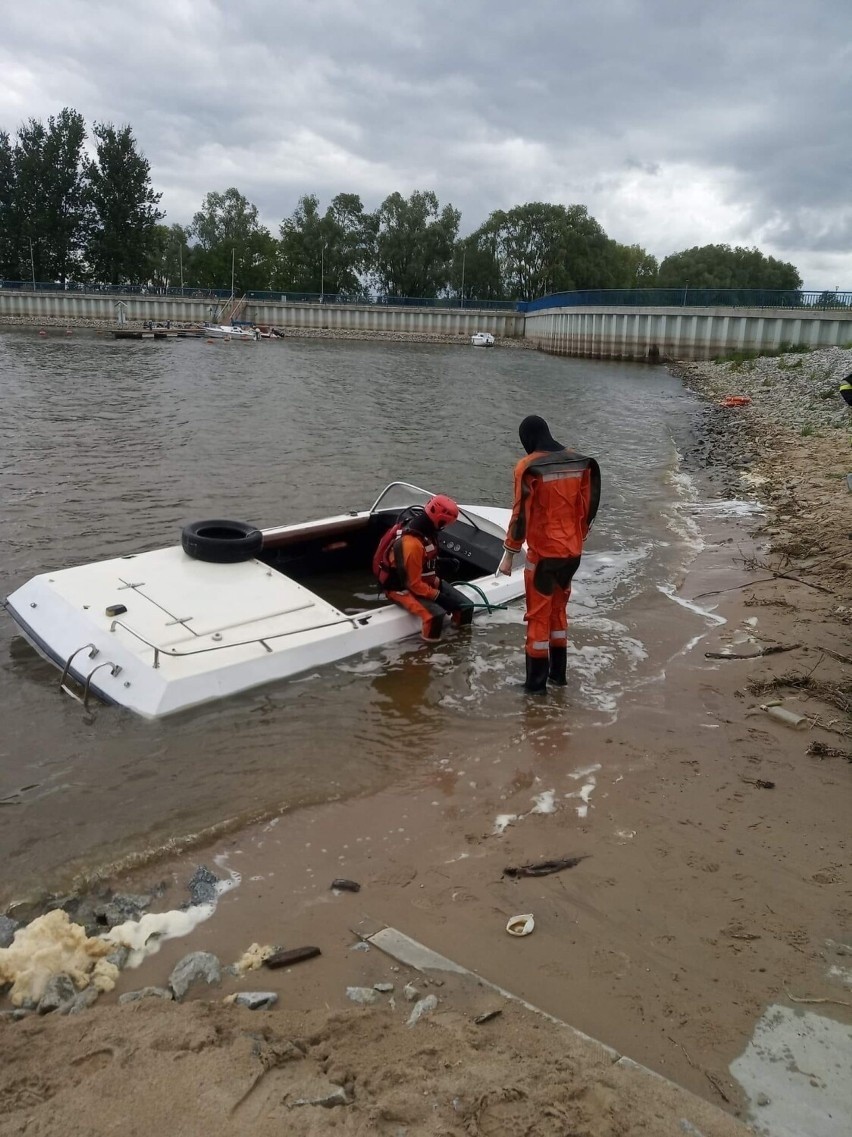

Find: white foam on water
<box><xmin>565</xmin><ymin>776</ymin><xmax>597</xmax><ymax>819</ymax></box>
<box><xmin>658</xmin><ymin>583</ymin><xmax>727</xmax><ymax>627</ymax></box>
<box><xmin>492</xmin><ymin>814</ymin><xmax>518</xmax><ymax>836</ymax></box>
<box><xmin>568</xmin><ymin>763</ymin><xmax>602</xmax><ymax>781</ymax></box>
<box><xmin>691</xmin><ymin>497</ymin><xmax>764</xmax><ymax>519</ymax></box>
<box><xmin>530</xmin><ymin>790</ymin><xmax>557</xmax><ymax>814</ymax></box>
<box><xmin>105</xmin><ymin>858</ymin><xmax>242</xmax><ymax>968</ymax></box>
<box><xmin>730</xmin><ymin>1004</ymin><xmax>852</xmax><ymax>1137</ymax></box>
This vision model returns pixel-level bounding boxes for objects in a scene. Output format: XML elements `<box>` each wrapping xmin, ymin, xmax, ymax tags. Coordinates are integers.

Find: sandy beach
<box><xmin>2</xmin><ymin>347</ymin><xmax>851</xmax><ymax>1136</ymax></box>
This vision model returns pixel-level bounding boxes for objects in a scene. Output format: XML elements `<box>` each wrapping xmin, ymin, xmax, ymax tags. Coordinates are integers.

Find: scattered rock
<box><xmin>0</xmin><ymin>915</ymin><xmax>19</xmax><ymax>948</ymax></box>
<box><xmin>186</xmin><ymin>865</ymin><xmax>219</xmax><ymax>907</ymax></box>
<box><xmin>407</xmin><ymin>994</ymin><xmax>438</xmax><ymax>1026</ymax></box>
<box><xmin>474</xmin><ymin>1009</ymin><xmax>503</xmax><ymax>1025</ymax></box>
<box><xmin>119</xmin><ymin>986</ymin><xmax>174</xmax><ymax>1005</ymax></box>
<box><xmin>0</xmin><ymin>1008</ymin><xmax>32</xmax><ymax>1022</ymax></box>
<box><xmin>230</xmin><ymin>991</ymin><xmax>278</xmax><ymax>1010</ymax></box>
<box><xmin>373</xmin><ymin>982</ymin><xmax>394</xmax><ymax>993</ymax></box>
<box><xmin>94</xmin><ymin>893</ymin><xmax>153</xmax><ymax>928</ymax></box>
<box><xmin>756</xmin><ymin>1093</ymin><xmax>771</xmax><ymax>1107</ymax></box>
<box><xmin>403</xmin><ymin>982</ymin><xmax>420</xmax><ymax>1002</ymax></box>
<box><xmin>289</xmin><ymin>1082</ymin><xmax>353</xmax><ymax>1108</ymax></box>
<box><xmin>330</xmin><ymin>879</ymin><xmax>361</xmax><ymax>893</ymax></box>
<box><xmin>346</xmin><ymin>986</ymin><xmax>380</xmax><ymax>1005</ymax></box>
<box><xmin>105</xmin><ymin>945</ymin><xmax>130</xmax><ymax>970</ymax></box>
<box><xmin>169</xmin><ymin>951</ymin><xmax>222</xmax><ymax>999</ymax></box>
<box><xmin>37</xmin><ymin>973</ymin><xmax>77</xmax><ymax>1014</ymax></box>
<box><xmin>60</xmin><ymin>987</ymin><xmax>100</xmax><ymax>1015</ymax></box>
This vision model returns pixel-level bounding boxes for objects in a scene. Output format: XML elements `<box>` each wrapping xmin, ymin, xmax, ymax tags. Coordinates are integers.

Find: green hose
<box><xmin>450</xmin><ymin>580</ymin><xmax>508</xmax><ymax>613</ymax></box>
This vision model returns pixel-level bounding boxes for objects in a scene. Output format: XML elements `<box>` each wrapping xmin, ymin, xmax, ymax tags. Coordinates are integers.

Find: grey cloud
<box><xmin>2</xmin><ymin>0</ymin><xmax>851</xmax><ymax>284</ymax></box>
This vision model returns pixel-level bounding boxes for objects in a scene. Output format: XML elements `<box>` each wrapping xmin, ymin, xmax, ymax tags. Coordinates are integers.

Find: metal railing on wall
<box><xmin>520</xmin><ymin>288</ymin><xmax>852</xmax><ymax>313</ymax></box>
<box><xmin>0</xmin><ymin>280</ymin><xmax>518</xmax><ymax>311</ymax></box>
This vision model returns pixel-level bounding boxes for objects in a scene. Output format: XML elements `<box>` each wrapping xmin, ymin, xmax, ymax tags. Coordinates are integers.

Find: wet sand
<box><xmin>2</xmin><ymin>352</ymin><xmax>851</xmax><ymax>1136</ymax></box>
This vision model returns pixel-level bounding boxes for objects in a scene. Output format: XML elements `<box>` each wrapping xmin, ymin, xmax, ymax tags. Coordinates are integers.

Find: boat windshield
<box><xmin>370</xmin><ymin>481</ymin><xmax>434</xmax><ymax>514</ymax></box>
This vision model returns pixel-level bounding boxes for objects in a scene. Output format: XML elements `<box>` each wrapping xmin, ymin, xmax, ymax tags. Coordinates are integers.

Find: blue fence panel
<box><xmin>522</xmin><ymin>288</ymin><xmax>852</xmax><ymax>313</ymax></box>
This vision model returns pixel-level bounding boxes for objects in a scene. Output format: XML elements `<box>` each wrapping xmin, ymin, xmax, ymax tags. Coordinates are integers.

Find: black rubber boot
<box><xmin>548</xmin><ymin>645</ymin><xmax>568</xmax><ymax>686</ymax></box>
<box><xmin>451</xmin><ymin>603</ymin><xmax>474</xmax><ymax>628</ymax></box>
<box><xmin>421</xmin><ymin>614</ymin><xmax>444</xmax><ymax>643</ymax></box>
<box><xmin>523</xmin><ymin>655</ymin><xmax>549</xmax><ymax>694</ymax></box>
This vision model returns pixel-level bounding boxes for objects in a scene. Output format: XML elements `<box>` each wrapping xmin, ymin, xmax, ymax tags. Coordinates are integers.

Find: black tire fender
<box><xmin>181</xmin><ymin>519</ymin><xmax>263</xmax><ymax>563</ymax></box>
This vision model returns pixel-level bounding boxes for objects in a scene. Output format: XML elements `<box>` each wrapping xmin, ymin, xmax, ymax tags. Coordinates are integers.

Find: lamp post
<box><xmin>320</xmin><ymin>242</ymin><xmax>328</xmax><ymax>303</ymax></box>
<box><xmin>179</xmin><ymin>246</ymin><xmax>184</xmax><ymax>292</ymax></box>
<box><xmin>29</xmin><ymin>238</ymin><xmax>36</xmax><ymax>291</ymax></box>
<box><xmin>230</xmin><ymin>248</ymin><xmax>235</xmax><ymax>299</ymax></box>
<box><xmin>460</xmin><ymin>248</ymin><xmax>466</xmax><ymax>309</ymax></box>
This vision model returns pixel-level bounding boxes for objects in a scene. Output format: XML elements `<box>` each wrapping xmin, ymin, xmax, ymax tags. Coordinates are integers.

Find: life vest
<box><xmin>373</xmin><ymin>508</ymin><xmax>438</xmax><ymax>591</ymax></box>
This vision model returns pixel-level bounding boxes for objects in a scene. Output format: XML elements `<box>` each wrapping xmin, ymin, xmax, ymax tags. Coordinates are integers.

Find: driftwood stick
<box><xmin>705</xmin><ymin>644</ymin><xmax>800</xmax><ymax>660</ymax></box>
<box><xmin>786</xmin><ymin>990</ymin><xmax>852</xmax><ymax>1008</ymax></box>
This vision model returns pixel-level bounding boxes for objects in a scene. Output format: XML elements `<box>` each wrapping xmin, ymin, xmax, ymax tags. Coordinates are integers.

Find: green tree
<box><xmin>147</xmin><ymin>222</ymin><xmax>191</xmax><ymax>289</ymax></box>
<box><xmin>476</xmin><ymin>202</ymin><xmax>623</xmax><ymax>301</ymax></box>
<box><xmin>189</xmin><ymin>187</ymin><xmax>277</xmax><ymax>291</ymax></box>
<box><xmin>13</xmin><ymin>108</ymin><xmax>87</xmax><ymax>283</ymax></box>
<box><xmin>367</xmin><ymin>190</ymin><xmax>460</xmax><ymax>297</ymax></box>
<box><xmin>657</xmin><ymin>244</ymin><xmax>802</xmax><ymax>290</ymax></box>
<box><xmin>82</xmin><ymin>123</ymin><xmax>163</xmax><ymax>284</ymax></box>
<box><xmin>277</xmin><ymin>192</ymin><xmax>371</xmax><ymax>296</ymax></box>
<box><xmin>608</xmin><ymin>241</ymin><xmax>659</xmax><ymax>288</ymax></box>
<box><xmin>0</xmin><ymin>130</ymin><xmax>16</xmax><ymax>279</ymax></box>
<box><xmin>449</xmin><ymin>232</ymin><xmax>504</xmax><ymax>302</ymax></box>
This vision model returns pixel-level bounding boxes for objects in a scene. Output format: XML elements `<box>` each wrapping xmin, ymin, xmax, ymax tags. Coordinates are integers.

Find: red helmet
<box><xmin>424</xmin><ymin>494</ymin><xmax>459</xmax><ymax>528</ymax></box>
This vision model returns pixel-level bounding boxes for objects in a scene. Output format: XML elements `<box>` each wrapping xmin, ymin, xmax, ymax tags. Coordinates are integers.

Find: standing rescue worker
<box><xmin>376</xmin><ymin>495</ymin><xmax>474</xmax><ymax>642</ymax></box>
<box><xmin>498</xmin><ymin>415</ymin><xmax>601</xmax><ymax>693</ymax></box>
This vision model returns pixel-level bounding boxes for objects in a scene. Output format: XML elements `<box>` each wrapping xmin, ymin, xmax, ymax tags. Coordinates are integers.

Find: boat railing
<box><xmin>108</xmin><ymin>610</ymin><xmax>378</xmax><ymax>669</ymax></box>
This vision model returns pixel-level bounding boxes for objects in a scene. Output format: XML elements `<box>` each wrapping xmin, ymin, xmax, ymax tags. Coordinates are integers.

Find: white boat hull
<box><xmin>5</xmin><ymin>495</ymin><xmax>523</xmax><ymax>719</ymax></box>
<box><xmin>203</xmin><ymin>324</ymin><xmax>259</xmax><ymax>340</ymax></box>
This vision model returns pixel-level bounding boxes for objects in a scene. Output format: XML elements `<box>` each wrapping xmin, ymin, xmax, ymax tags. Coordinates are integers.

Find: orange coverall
<box><xmin>385</xmin><ymin>531</ymin><xmax>446</xmax><ymax>641</ymax></box>
<box><xmin>504</xmin><ymin>449</ymin><xmax>600</xmax><ymax>659</ymax></box>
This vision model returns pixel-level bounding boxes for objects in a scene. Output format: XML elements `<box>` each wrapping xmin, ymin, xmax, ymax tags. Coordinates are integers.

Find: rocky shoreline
<box><xmin>670</xmin><ymin>346</ymin><xmax>852</xmax><ymax>602</ymax></box>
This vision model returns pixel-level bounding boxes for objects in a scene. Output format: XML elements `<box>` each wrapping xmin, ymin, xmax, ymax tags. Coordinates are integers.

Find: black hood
<box><xmin>406</xmin><ymin>510</ymin><xmax>437</xmax><ymax>538</ymax></box>
<box><xmin>519</xmin><ymin>415</ymin><xmax>565</xmax><ymax>454</ymax></box>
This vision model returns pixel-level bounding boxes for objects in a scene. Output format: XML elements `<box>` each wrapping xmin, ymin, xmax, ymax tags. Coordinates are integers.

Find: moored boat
<box><xmin>471</xmin><ymin>331</ymin><xmax>495</xmax><ymax>347</ymax></box>
<box><xmin>203</xmin><ymin>323</ymin><xmax>260</xmax><ymax>341</ymax></box>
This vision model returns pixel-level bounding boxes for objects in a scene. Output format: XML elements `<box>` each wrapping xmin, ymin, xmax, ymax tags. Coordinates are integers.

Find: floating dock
<box><xmin>112</xmin><ymin>328</ymin><xmax>204</xmax><ymax>340</ymax></box>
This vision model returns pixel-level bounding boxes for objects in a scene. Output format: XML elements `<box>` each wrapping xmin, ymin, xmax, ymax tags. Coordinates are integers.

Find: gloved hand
<box><xmin>497</xmin><ymin>551</ymin><xmax>515</xmax><ymax>576</ymax></box>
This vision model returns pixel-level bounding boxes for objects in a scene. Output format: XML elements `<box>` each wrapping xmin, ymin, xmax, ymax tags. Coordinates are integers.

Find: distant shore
<box><xmin>0</xmin><ymin>313</ymin><xmax>531</xmax><ymax>348</ymax></box>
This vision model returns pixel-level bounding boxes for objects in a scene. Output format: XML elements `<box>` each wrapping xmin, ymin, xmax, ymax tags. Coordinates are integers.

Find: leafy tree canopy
<box><xmin>657</xmin><ymin>244</ymin><xmax>802</xmax><ymax>291</ymax></box>
<box><xmin>369</xmin><ymin>190</ymin><xmax>460</xmax><ymax>298</ymax></box>
<box><xmin>83</xmin><ymin>122</ymin><xmax>163</xmax><ymax>284</ymax></box>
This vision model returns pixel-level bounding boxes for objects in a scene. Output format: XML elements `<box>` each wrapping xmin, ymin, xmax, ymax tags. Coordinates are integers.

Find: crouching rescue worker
<box><xmin>374</xmin><ymin>495</ymin><xmax>475</xmax><ymax>642</ymax></box>
<box><xmin>498</xmin><ymin>415</ymin><xmax>601</xmax><ymax>693</ymax></box>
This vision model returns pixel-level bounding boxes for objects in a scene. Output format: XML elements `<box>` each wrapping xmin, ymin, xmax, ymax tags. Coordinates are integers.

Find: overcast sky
<box><xmin>2</xmin><ymin>0</ymin><xmax>850</xmax><ymax>289</ymax></box>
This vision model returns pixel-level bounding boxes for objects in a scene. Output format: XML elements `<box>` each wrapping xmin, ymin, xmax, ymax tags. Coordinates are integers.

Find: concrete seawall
<box><xmin>5</xmin><ymin>288</ymin><xmax>852</xmax><ymax>359</ymax></box>
<box><xmin>523</xmin><ymin>305</ymin><xmax>852</xmax><ymax>360</ymax></box>
<box><xmin>0</xmin><ymin>289</ymin><xmax>523</xmax><ymax>338</ymax></box>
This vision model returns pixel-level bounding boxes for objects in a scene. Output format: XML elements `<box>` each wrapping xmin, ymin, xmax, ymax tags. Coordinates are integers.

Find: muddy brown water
<box><xmin>0</xmin><ymin>330</ymin><xmax>704</xmax><ymax>906</ymax></box>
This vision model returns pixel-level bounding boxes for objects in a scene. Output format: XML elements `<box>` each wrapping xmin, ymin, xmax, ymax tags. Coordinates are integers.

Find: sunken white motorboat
<box><xmin>4</xmin><ymin>483</ymin><xmax>525</xmax><ymax>719</ymax></box>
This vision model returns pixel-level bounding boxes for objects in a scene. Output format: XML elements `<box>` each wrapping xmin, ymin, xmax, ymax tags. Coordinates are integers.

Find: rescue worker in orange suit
<box><xmin>497</xmin><ymin>415</ymin><xmax>601</xmax><ymax>693</ymax></box>
<box><xmin>378</xmin><ymin>495</ymin><xmax>475</xmax><ymax>642</ymax></box>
